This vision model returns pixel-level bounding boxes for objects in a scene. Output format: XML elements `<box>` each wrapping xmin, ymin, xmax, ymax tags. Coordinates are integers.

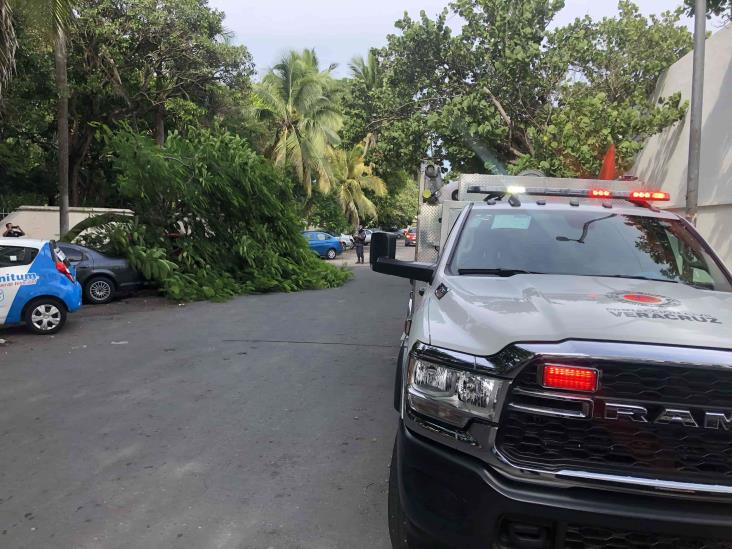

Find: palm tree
<box><xmin>349</xmin><ymin>50</ymin><xmax>381</xmax><ymax>91</ymax></box>
<box><xmin>5</xmin><ymin>0</ymin><xmax>74</xmax><ymax>236</ymax></box>
<box><xmin>0</xmin><ymin>0</ymin><xmax>17</xmax><ymax>98</ymax></box>
<box><xmin>255</xmin><ymin>49</ymin><xmax>342</xmax><ymax>195</ymax></box>
<box><xmin>331</xmin><ymin>142</ymin><xmax>387</xmax><ymax>230</ymax></box>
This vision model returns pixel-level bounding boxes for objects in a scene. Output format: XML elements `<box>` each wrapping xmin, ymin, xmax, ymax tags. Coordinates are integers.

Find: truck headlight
<box><xmin>406</xmin><ymin>354</ymin><xmax>507</xmax><ymax>428</ymax></box>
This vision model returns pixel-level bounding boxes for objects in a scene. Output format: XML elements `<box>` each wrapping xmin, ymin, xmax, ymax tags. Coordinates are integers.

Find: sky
<box><xmin>208</xmin><ymin>1</ymin><xmax>715</xmax><ymax>78</ymax></box>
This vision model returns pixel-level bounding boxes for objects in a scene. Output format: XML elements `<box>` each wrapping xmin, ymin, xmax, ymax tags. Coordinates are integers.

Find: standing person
<box><xmin>2</xmin><ymin>223</ymin><xmax>25</xmax><ymax>237</ymax></box>
<box><xmin>354</xmin><ymin>225</ymin><xmax>366</xmax><ymax>264</ymax></box>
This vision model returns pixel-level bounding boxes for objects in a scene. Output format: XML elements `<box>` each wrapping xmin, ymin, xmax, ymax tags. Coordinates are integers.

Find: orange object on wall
<box><xmin>598</xmin><ymin>144</ymin><xmax>617</xmax><ymax>180</ymax></box>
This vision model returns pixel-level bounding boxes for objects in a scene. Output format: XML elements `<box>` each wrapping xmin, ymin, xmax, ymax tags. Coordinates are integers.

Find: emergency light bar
<box><xmin>466</xmin><ymin>186</ymin><xmax>670</xmax><ymax>202</ymax></box>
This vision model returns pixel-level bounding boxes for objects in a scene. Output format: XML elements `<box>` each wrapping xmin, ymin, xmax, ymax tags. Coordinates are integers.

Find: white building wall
<box><xmin>633</xmin><ymin>25</ymin><xmax>732</xmax><ymax>267</ymax></box>
<box><xmin>0</xmin><ymin>206</ymin><xmax>133</xmax><ymax>240</ymax></box>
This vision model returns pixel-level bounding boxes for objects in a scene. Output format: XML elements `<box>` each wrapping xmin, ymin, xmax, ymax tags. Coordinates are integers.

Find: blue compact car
<box><xmin>0</xmin><ymin>238</ymin><xmax>83</xmax><ymax>335</ymax></box>
<box><xmin>302</xmin><ymin>231</ymin><xmax>343</xmax><ymax>260</ymax></box>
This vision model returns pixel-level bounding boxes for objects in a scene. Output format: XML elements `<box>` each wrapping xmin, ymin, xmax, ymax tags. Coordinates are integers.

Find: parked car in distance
<box><xmin>302</xmin><ymin>231</ymin><xmax>343</xmax><ymax>260</ymax></box>
<box><xmin>57</xmin><ymin>242</ymin><xmax>146</xmax><ymax>305</ymax></box>
<box><xmin>404</xmin><ymin>227</ymin><xmax>417</xmax><ymax>247</ymax></box>
<box><xmin>363</xmin><ymin>229</ymin><xmax>373</xmax><ymax>245</ymax></box>
<box><xmin>339</xmin><ymin>234</ymin><xmax>355</xmax><ymax>250</ymax></box>
<box><xmin>0</xmin><ymin>238</ymin><xmax>82</xmax><ymax>334</ymax></box>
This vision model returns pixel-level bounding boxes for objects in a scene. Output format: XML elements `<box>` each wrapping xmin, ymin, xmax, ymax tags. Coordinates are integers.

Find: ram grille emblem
<box><xmin>604</xmin><ymin>403</ymin><xmax>732</xmax><ymax>430</ymax></box>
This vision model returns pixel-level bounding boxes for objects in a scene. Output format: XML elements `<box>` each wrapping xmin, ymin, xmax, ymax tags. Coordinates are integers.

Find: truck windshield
<box><xmin>451</xmin><ymin>209</ymin><xmax>732</xmax><ymax>292</ymax></box>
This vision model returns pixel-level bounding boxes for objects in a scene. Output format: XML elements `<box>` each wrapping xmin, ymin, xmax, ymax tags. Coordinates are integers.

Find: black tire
<box><xmin>326</xmin><ymin>248</ymin><xmax>337</xmax><ymax>260</ymax></box>
<box><xmin>388</xmin><ymin>439</ymin><xmax>411</xmax><ymax>549</ymax></box>
<box><xmin>84</xmin><ymin>276</ymin><xmax>115</xmax><ymax>305</ymax></box>
<box><xmin>23</xmin><ymin>298</ymin><xmax>67</xmax><ymax>335</ymax></box>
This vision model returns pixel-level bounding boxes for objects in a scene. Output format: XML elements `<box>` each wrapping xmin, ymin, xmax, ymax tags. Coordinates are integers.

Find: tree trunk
<box><xmin>55</xmin><ymin>25</ymin><xmax>70</xmax><ymax>237</ymax></box>
<box><xmin>155</xmin><ymin>103</ymin><xmax>165</xmax><ymax>146</ymax></box>
<box><xmin>70</xmin><ymin>127</ymin><xmax>94</xmax><ymax>206</ymax></box>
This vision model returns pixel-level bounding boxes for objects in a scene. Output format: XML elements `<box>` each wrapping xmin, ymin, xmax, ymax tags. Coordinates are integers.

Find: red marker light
<box><xmin>589</xmin><ymin>189</ymin><xmax>611</xmax><ymax>198</ymax></box>
<box><xmin>630</xmin><ymin>190</ymin><xmax>670</xmax><ymax>201</ymax></box>
<box><xmin>543</xmin><ymin>364</ymin><xmax>598</xmax><ymax>392</ymax></box>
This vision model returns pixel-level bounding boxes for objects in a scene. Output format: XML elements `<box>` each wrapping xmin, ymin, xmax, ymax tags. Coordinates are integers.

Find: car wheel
<box><xmin>326</xmin><ymin>248</ymin><xmax>337</xmax><ymax>260</ymax></box>
<box><xmin>85</xmin><ymin>276</ymin><xmax>115</xmax><ymax>305</ymax></box>
<box><xmin>388</xmin><ymin>440</ymin><xmax>411</xmax><ymax>549</ymax></box>
<box><xmin>24</xmin><ymin>298</ymin><xmax>67</xmax><ymax>335</ymax></box>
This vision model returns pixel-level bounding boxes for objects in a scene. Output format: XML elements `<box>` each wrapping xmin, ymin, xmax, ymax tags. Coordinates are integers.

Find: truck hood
<box><xmin>428</xmin><ymin>275</ymin><xmax>732</xmax><ymax>356</ymax></box>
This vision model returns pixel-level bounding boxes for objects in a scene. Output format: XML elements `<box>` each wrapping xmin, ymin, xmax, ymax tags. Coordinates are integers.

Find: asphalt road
<box><xmin>0</xmin><ymin>248</ymin><xmax>413</xmax><ymax>549</ymax></box>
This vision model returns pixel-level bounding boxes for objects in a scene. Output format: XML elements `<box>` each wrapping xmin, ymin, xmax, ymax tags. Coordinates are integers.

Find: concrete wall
<box><xmin>0</xmin><ymin>206</ymin><xmax>133</xmax><ymax>240</ymax></box>
<box><xmin>633</xmin><ymin>25</ymin><xmax>732</xmax><ymax>267</ymax></box>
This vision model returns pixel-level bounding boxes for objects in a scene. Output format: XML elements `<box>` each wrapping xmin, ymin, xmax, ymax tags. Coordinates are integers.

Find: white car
<box><xmin>339</xmin><ymin>234</ymin><xmax>355</xmax><ymax>249</ymax></box>
<box><xmin>371</xmin><ymin>178</ymin><xmax>732</xmax><ymax>548</ymax></box>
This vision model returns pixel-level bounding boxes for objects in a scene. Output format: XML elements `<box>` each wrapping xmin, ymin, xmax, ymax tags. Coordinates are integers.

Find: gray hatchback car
<box><xmin>57</xmin><ymin>243</ymin><xmax>146</xmax><ymax>304</ymax></box>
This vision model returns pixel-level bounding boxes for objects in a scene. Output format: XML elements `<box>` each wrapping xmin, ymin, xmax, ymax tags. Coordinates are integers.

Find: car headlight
<box><xmin>406</xmin><ymin>352</ymin><xmax>507</xmax><ymax>429</ymax></box>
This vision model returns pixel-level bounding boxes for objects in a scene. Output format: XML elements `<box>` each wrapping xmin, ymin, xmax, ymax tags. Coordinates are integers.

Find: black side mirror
<box><xmin>370</xmin><ymin>232</ymin><xmax>435</xmax><ymax>283</ymax></box>
<box><xmin>370</xmin><ymin>232</ymin><xmax>396</xmax><ymax>263</ymax></box>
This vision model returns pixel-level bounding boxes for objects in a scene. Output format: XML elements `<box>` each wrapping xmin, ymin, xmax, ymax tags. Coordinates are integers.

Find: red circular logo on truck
<box><xmin>622</xmin><ymin>293</ymin><xmax>664</xmax><ymax>305</ymax></box>
<box><xmin>606</xmin><ymin>291</ymin><xmax>681</xmax><ymax>308</ymax></box>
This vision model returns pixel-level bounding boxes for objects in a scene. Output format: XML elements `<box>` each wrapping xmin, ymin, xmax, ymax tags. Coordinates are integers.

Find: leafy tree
<box><xmin>330</xmin><ymin>142</ymin><xmax>387</xmax><ymax>230</ymax></box>
<box><xmin>361</xmin><ymin>1</ymin><xmax>693</xmax><ymax>178</ymax></box>
<box><xmin>304</xmin><ymin>191</ymin><xmax>351</xmax><ymax>236</ymax></box>
<box><xmin>9</xmin><ymin>0</ymin><xmax>75</xmax><ymax>234</ymax></box>
<box><xmin>79</xmin><ymin>124</ymin><xmax>350</xmax><ymax>301</ymax></box>
<box><xmin>685</xmin><ymin>0</ymin><xmax>731</xmax><ymax>19</ymax></box>
<box><xmin>0</xmin><ymin>19</ymin><xmax>57</xmax><ymax>202</ymax></box>
<box><xmin>255</xmin><ymin>49</ymin><xmax>342</xmax><ymax>195</ymax></box>
<box><xmin>1</xmin><ymin>0</ymin><xmax>254</xmax><ymax>209</ymax></box>
<box><xmin>73</xmin><ymin>0</ymin><xmax>253</xmax><ymax>146</ymax></box>
<box><xmin>371</xmin><ymin>173</ymin><xmax>418</xmax><ymax>229</ymax></box>
<box><xmin>349</xmin><ymin>51</ymin><xmax>381</xmax><ymax>91</ymax></box>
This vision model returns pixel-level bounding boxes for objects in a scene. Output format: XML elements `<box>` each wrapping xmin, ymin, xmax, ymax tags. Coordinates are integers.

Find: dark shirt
<box><xmin>355</xmin><ymin>230</ymin><xmax>366</xmax><ymax>246</ymax></box>
<box><xmin>2</xmin><ymin>227</ymin><xmax>24</xmax><ymax>237</ymax></box>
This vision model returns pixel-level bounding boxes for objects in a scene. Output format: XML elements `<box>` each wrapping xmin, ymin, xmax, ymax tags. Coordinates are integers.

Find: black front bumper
<box><xmin>395</xmin><ymin>422</ymin><xmax>732</xmax><ymax>549</ymax></box>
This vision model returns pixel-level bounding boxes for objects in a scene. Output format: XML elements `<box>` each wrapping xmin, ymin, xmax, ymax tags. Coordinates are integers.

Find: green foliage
<box><xmin>305</xmin><ymin>192</ymin><xmax>351</xmax><ymax>236</ymax></box>
<box><xmin>685</xmin><ymin>0</ymin><xmax>731</xmax><ymax>18</ymax></box>
<box><xmin>1</xmin><ymin>0</ymin><xmax>254</xmax><ymax>208</ymax></box>
<box><xmin>371</xmin><ymin>173</ymin><xmax>418</xmax><ymax>229</ymax></box>
<box><xmin>0</xmin><ymin>191</ymin><xmax>47</xmax><ymax>213</ymax></box>
<box><xmin>331</xmin><ymin>141</ymin><xmax>387</xmax><ymax>230</ymax></box>
<box><xmin>79</xmin><ymin>124</ymin><xmax>350</xmax><ymax>301</ymax></box>
<box><xmin>255</xmin><ymin>49</ymin><xmax>342</xmax><ymax>195</ymax></box>
<box><xmin>358</xmin><ymin>0</ymin><xmax>693</xmax><ymax>178</ymax></box>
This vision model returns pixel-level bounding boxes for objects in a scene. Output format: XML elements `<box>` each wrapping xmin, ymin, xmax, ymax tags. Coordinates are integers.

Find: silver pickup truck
<box><xmin>371</xmin><ymin>175</ymin><xmax>732</xmax><ymax>549</ymax></box>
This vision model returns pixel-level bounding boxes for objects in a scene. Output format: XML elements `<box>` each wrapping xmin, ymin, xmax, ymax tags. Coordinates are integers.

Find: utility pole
<box><xmin>686</xmin><ymin>0</ymin><xmax>707</xmax><ymax>225</ymax></box>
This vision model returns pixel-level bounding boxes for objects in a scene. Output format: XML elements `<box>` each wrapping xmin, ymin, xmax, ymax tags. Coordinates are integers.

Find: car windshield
<box><xmin>451</xmin><ymin>209</ymin><xmax>732</xmax><ymax>292</ymax></box>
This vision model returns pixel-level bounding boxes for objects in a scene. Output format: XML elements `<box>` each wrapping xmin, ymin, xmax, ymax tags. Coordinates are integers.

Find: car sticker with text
<box><xmin>605</xmin><ymin>291</ymin><xmax>722</xmax><ymax>324</ymax></box>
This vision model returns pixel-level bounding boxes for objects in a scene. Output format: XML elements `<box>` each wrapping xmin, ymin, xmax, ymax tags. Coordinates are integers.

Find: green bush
<box><xmin>81</xmin><ymin>125</ymin><xmax>350</xmax><ymax>301</ymax></box>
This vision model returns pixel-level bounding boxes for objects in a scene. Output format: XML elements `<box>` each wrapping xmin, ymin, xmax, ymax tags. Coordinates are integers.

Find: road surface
<box><xmin>0</xmin><ymin>248</ymin><xmax>413</xmax><ymax>548</ymax></box>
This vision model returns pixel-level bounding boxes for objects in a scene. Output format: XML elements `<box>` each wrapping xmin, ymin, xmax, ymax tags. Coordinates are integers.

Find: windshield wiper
<box><xmin>601</xmin><ymin>274</ymin><xmax>680</xmax><ymax>284</ymax></box>
<box><xmin>457</xmin><ymin>268</ymin><xmax>544</xmax><ymax>277</ymax></box>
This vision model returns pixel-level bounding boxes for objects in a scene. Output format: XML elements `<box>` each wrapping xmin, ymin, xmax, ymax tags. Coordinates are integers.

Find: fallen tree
<box><xmin>67</xmin><ymin>124</ymin><xmax>351</xmax><ymax>301</ymax></box>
